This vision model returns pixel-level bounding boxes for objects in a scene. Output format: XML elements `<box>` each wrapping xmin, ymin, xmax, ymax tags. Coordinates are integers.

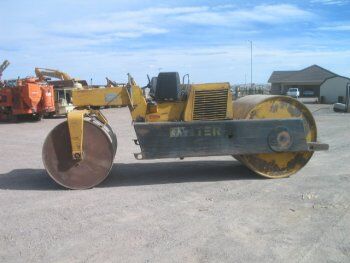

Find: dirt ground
<box><xmin>0</xmin><ymin>104</ymin><xmax>349</xmax><ymax>263</ymax></box>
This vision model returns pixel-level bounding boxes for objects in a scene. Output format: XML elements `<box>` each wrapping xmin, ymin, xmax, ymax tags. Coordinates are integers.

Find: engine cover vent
<box><xmin>193</xmin><ymin>89</ymin><xmax>228</xmax><ymax>120</ymax></box>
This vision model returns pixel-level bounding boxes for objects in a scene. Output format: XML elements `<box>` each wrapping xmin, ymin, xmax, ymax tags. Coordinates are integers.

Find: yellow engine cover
<box><xmin>184</xmin><ymin>83</ymin><xmax>233</xmax><ymax>121</ymax></box>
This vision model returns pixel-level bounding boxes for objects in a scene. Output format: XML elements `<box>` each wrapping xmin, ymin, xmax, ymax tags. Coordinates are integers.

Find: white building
<box><xmin>320</xmin><ymin>77</ymin><xmax>350</xmax><ymax>104</ymax></box>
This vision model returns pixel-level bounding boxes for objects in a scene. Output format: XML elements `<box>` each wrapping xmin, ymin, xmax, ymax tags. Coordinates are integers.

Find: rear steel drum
<box><xmin>233</xmin><ymin>95</ymin><xmax>317</xmax><ymax>178</ymax></box>
<box><xmin>42</xmin><ymin>118</ymin><xmax>117</xmax><ymax>189</ymax></box>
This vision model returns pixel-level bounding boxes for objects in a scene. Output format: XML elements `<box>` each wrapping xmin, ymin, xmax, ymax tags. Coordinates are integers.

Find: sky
<box><xmin>0</xmin><ymin>0</ymin><xmax>349</xmax><ymax>85</ymax></box>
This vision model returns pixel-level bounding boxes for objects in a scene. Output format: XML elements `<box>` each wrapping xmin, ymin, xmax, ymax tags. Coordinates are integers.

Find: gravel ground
<box><xmin>0</xmin><ymin>104</ymin><xmax>349</xmax><ymax>263</ymax></box>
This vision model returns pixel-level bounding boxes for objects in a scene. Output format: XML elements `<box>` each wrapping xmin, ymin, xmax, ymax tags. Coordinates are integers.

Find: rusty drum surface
<box><xmin>233</xmin><ymin>95</ymin><xmax>317</xmax><ymax>178</ymax></box>
<box><xmin>42</xmin><ymin>117</ymin><xmax>117</xmax><ymax>189</ymax></box>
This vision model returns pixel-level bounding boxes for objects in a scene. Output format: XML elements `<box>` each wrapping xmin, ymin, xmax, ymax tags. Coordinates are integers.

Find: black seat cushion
<box><xmin>155</xmin><ymin>72</ymin><xmax>180</xmax><ymax>101</ymax></box>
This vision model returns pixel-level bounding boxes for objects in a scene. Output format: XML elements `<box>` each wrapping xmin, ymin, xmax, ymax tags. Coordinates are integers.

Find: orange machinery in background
<box><xmin>0</xmin><ymin>77</ymin><xmax>55</xmax><ymax>121</ymax></box>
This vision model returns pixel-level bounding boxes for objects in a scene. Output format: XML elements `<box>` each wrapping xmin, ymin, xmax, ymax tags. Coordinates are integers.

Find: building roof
<box><xmin>268</xmin><ymin>65</ymin><xmax>340</xmax><ymax>84</ymax></box>
<box><xmin>268</xmin><ymin>71</ymin><xmax>298</xmax><ymax>83</ymax></box>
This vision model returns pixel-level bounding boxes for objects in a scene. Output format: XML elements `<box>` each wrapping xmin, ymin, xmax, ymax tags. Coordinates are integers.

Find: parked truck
<box><xmin>0</xmin><ymin>77</ymin><xmax>55</xmax><ymax>121</ymax></box>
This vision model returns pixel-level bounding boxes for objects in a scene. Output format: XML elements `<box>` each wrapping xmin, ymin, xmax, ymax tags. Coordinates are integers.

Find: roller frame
<box><xmin>65</xmin><ymin>110</ymin><xmax>326</xmax><ymax>162</ymax></box>
<box><xmin>133</xmin><ymin>118</ymin><xmax>323</xmax><ymax>160</ymax></box>
<box><xmin>67</xmin><ymin>109</ymin><xmax>109</xmax><ymax>160</ymax></box>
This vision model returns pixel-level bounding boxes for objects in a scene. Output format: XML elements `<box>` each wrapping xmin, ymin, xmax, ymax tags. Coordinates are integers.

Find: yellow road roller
<box><xmin>42</xmin><ymin>72</ymin><xmax>328</xmax><ymax>189</ymax></box>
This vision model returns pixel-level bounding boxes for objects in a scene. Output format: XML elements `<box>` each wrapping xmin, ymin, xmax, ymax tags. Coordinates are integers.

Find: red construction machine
<box><xmin>0</xmin><ymin>77</ymin><xmax>55</xmax><ymax>121</ymax></box>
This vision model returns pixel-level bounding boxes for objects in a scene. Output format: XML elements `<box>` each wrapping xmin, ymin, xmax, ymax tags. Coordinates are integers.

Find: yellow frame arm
<box><xmin>67</xmin><ymin>109</ymin><xmax>108</xmax><ymax>160</ymax></box>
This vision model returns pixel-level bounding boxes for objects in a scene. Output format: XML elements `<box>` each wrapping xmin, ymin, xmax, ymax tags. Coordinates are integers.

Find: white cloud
<box><xmin>310</xmin><ymin>0</ymin><xmax>349</xmax><ymax>5</ymax></box>
<box><xmin>50</xmin><ymin>4</ymin><xmax>314</xmax><ymax>42</ymax></box>
<box><xmin>0</xmin><ymin>3</ymin><xmax>316</xmax><ymax>56</ymax></box>
<box><xmin>318</xmin><ymin>24</ymin><xmax>350</xmax><ymax>31</ymax></box>
<box><xmin>176</xmin><ymin>4</ymin><xmax>314</xmax><ymax>26</ymax></box>
<box><xmin>51</xmin><ymin>6</ymin><xmax>209</xmax><ymax>38</ymax></box>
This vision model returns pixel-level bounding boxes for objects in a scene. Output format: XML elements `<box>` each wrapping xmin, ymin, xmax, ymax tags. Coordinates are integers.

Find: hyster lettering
<box><xmin>170</xmin><ymin>126</ymin><xmax>223</xmax><ymax>138</ymax></box>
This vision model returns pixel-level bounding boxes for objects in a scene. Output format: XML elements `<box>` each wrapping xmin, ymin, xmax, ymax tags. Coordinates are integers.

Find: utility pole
<box><xmin>249</xmin><ymin>40</ymin><xmax>253</xmax><ymax>89</ymax></box>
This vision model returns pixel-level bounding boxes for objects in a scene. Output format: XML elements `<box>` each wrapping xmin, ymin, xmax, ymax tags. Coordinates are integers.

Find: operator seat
<box><xmin>154</xmin><ymin>72</ymin><xmax>180</xmax><ymax>101</ymax></box>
